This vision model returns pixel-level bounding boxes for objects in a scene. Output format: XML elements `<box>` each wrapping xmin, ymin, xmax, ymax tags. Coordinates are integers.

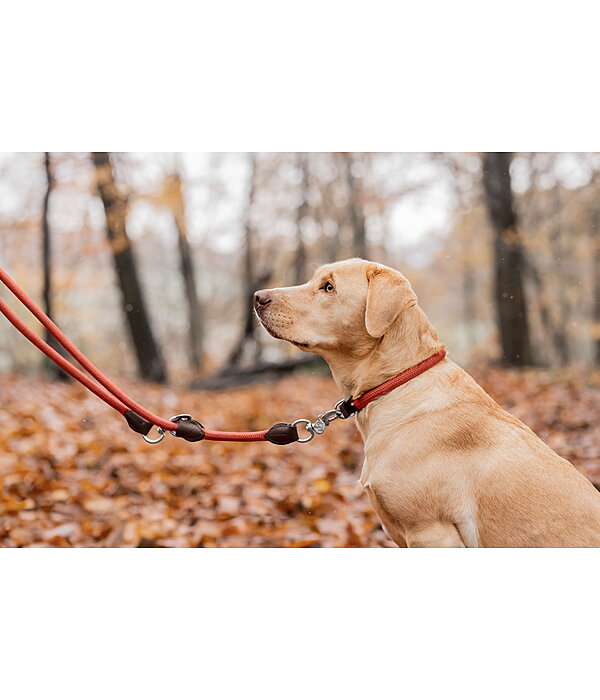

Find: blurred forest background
<box><xmin>2</xmin><ymin>152</ymin><xmax>600</xmax><ymax>547</ymax></box>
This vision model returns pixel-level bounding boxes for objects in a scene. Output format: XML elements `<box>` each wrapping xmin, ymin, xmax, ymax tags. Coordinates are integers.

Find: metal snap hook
<box><xmin>320</xmin><ymin>409</ymin><xmax>342</xmax><ymax>426</ymax></box>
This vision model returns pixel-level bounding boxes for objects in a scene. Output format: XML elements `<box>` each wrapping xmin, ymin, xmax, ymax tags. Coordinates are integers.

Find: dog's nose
<box><xmin>254</xmin><ymin>290</ymin><xmax>272</xmax><ymax>308</ymax></box>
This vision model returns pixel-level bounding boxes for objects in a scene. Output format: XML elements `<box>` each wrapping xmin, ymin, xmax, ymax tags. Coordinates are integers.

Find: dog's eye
<box><xmin>321</xmin><ymin>281</ymin><xmax>335</xmax><ymax>293</ymax></box>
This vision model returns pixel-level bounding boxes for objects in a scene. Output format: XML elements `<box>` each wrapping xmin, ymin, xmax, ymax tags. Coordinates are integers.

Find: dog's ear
<box><xmin>365</xmin><ymin>266</ymin><xmax>417</xmax><ymax>338</ymax></box>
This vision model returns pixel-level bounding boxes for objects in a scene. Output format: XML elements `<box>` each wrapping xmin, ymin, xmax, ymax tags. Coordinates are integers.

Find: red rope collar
<box><xmin>338</xmin><ymin>349</ymin><xmax>447</xmax><ymax>417</ymax></box>
<box><xmin>0</xmin><ymin>266</ymin><xmax>445</xmax><ymax>445</ymax></box>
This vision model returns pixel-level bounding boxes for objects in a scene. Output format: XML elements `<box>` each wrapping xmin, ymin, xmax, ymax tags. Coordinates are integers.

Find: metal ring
<box><xmin>292</xmin><ymin>418</ymin><xmax>316</xmax><ymax>443</ymax></box>
<box><xmin>143</xmin><ymin>426</ymin><xmax>166</xmax><ymax>444</ymax></box>
<box><xmin>167</xmin><ymin>414</ymin><xmax>192</xmax><ymax>436</ymax></box>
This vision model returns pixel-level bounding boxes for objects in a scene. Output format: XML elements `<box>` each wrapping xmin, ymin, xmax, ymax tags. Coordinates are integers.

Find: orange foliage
<box><xmin>1</xmin><ymin>367</ymin><xmax>600</xmax><ymax>547</ymax></box>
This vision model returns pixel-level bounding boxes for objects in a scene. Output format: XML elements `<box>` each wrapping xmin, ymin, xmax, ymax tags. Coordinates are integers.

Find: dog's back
<box><xmin>359</xmin><ymin>359</ymin><xmax>600</xmax><ymax>547</ymax></box>
<box><xmin>473</xmin><ymin>406</ymin><xmax>600</xmax><ymax>547</ymax></box>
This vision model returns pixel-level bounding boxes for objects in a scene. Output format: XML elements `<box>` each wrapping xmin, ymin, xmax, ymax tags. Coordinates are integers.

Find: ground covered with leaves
<box><xmin>1</xmin><ymin>367</ymin><xmax>600</xmax><ymax>547</ymax></box>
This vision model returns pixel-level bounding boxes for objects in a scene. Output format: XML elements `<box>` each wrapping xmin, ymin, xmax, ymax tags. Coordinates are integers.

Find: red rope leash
<box><xmin>0</xmin><ymin>267</ymin><xmax>274</xmax><ymax>443</ymax></box>
<box><xmin>0</xmin><ymin>268</ymin><xmax>175</xmax><ymax>430</ymax></box>
<box><xmin>0</xmin><ymin>266</ymin><xmax>447</xmax><ymax>446</ymax></box>
<box><xmin>0</xmin><ymin>297</ymin><xmax>130</xmax><ymax>415</ymax></box>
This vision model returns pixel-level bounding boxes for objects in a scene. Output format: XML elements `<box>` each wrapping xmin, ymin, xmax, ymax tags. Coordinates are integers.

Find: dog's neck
<box><xmin>323</xmin><ymin>305</ymin><xmax>444</xmax><ymax>399</ymax></box>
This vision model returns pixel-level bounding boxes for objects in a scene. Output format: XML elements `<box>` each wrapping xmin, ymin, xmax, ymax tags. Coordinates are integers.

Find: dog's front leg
<box><xmin>405</xmin><ymin>522</ymin><xmax>466</xmax><ymax>548</ymax></box>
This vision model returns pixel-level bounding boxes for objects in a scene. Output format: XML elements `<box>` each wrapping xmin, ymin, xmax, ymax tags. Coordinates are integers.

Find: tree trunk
<box><xmin>592</xmin><ymin>208</ymin><xmax>600</xmax><ymax>365</ymax></box>
<box><xmin>42</xmin><ymin>152</ymin><xmax>53</xmax><ymax>324</ymax></box>
<box><xmin>91</xmin><ymin>152</ymin><xmax>167</xmax><ymax>383</ymax></box>
<box><xmin>293</xmin><ymin>153</ymin><xmax>309</xmax><ymax>285</ymax></box>
<box><xmin>546</xmin><ymin>186</ymin><xmax>570</xmax><ymax>364</ymax></box>
<box><xmin>166</xmin><ymin>169</ymin><xmax>203</xmax><ymax>371</ymax></box>
<box><xmin>462</xmin><ymin>261</ymin><xmax>477</xmax><ymax>346</ymax></box>
<box><xmin>341</xmin><ymin>153</ymin><xmax>367</xmax><ymax>259</ymax></box>
<box><xmin>228</xmin><ymin>155</ymin><xmax>262</xmax><ymax>367</ymax></box>
<box><xmin>41</xmin><ymin>152</ymin><xmax>70</xmax><ymax>380</ymax></box>
<box><xmin>482</xmin><ymin>152</ymin><xmax>533</xmax><ymax>366</ymax></box>
<box><xmin>525</xmin><ymin>257</ymin><xmax>564</xmax><ymax>367</ymax></box>
<box><xmin>313</xmin><ymin>156</ymin><xmax>342</xmax><ymax>263</ymax></box>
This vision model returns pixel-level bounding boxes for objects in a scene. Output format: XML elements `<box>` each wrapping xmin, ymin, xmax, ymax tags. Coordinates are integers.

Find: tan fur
<box><xmin>255</xmin><ymin>258</ymin><xmax>600</xmax><ymax>547</ymax></box>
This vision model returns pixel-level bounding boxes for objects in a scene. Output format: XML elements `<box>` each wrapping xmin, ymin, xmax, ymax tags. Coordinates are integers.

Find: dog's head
<box><xmin>254</xmin><ymin>259</ymin><xmax>418</xmax><ymax>359</ymax></box>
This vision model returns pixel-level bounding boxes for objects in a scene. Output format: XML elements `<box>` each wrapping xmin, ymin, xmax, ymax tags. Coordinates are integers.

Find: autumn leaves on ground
<box><xmin>2</xmin><ymin>367</ymin><xmax>600</xmax><ymax>547</ymax></box>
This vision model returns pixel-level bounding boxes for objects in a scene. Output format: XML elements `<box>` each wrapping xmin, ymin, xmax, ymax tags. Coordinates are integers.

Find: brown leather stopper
<box><xmin>337</xmin><ymin>398</ymin><xmax>357</xmax><ymax>418</ymax></box>
<box><xmin>124</xmin><ymin>410</ymin><xmax>153</xmax><ymax>436</ymax></box>
<box><xmin>265</xmin><ymin>422</ymin><xmax>299</xmax><ymax>445</ymax></box>
<box><xmin>175</xmin><ymin>419</ymin><xmax>205</xmax><ymax>442</ymax></box>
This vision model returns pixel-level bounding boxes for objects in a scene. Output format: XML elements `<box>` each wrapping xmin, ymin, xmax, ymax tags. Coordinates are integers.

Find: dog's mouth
<box><xmin>268</xmin><ymin>327</ymin><xmax>310</xmax><ymax>349</ymax></box>
<box><xmin>255</xmin><ymin>312</ymin><xmax>310</xmax><ymax>349</ymax></box>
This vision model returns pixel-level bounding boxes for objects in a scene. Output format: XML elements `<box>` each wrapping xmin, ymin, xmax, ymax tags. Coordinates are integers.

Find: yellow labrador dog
<box><xmin>254</xmin><ymin>258</ymin><xmax>600</xmax><ymax>547</ymax></box>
